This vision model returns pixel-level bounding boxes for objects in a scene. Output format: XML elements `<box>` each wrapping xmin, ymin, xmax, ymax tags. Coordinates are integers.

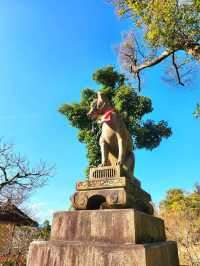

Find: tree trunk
<box><xmin>186</xmin><ymin>44</ymin><xmax>200</xmax><ymax>63</ymax></box>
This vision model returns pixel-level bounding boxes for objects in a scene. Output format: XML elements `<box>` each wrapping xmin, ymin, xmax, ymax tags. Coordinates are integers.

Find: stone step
<box><xmin>51</xmin><ymin>209</ymin><xmax>165</xmax><ymax>244</ymax></box>
<box><xmin>27</xmin><ymin>240</ymin><xmax>179</xmax><ymax>266</ymax></box>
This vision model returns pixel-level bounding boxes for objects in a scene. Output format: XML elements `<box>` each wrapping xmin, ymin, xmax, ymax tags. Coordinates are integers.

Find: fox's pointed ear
<box><xmin>97</xmin><ymin>91</ymin><xmax>102</xmax><ymax>100</ymax></box>
<box><xmin>97</xmin><ymin>92</ymin><xmax>103</xmax><ymax>106</ymax></box>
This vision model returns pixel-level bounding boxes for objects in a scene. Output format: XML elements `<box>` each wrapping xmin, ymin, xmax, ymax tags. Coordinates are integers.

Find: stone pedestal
<box><xmin>27</xmin><ymin>209</ymin><xmax>179</xmax><ymax>266</ymax></box>
<box><xmin>71</xmin><ymin>166</ymin><xmax>154</xmax><ymax>215</ymax></box>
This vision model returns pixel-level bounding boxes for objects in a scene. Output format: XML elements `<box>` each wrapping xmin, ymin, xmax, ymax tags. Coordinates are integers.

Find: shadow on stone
<box><xmin>86</xmin><ymin>195</ymin><xmax>106</xmax><ymax>210</ymax></box>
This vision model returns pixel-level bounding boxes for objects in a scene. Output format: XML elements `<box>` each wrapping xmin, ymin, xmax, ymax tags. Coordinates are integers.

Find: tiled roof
<box><xmin>0</xmin><ymin>201</ymin><xmax>38</xmax><ymax>227</ymax></box>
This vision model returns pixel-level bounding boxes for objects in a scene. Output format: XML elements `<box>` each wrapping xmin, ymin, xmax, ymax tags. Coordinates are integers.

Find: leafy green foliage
<box><xmin>160</xmin><ymin>184</ymin><xmax>200</xmax><ymax>265</ymax></box>
<box><xmin>160</xmin><ymin>184</ymin><xmax>200</xmax><ymax>213</ymax></box>
<box><xmin>36</xmin><ymin>220</ymin><xmax>51</xmax><ymax>240</ymax></box>
<box><xmin>112</xmin><ymin>0</ymin><xmax>200</xmax><ymax>49</ymax></box>
<box><xmin>193</xmin><ymin>103</ymin><xmax>200</xmax><ymax>118</ymax></box>
<box><xmin>112</xmin><ymin>1</ymin><xmax>200</xmax><ymax>117</ymax></box>
<box><xmin>59</xmin><ymin>66</ymin><xmax>172</xmax><ymax>175</ymax></box>
<box><xmin>2</xmin><ymin>261</ymin><xmax>19</xmax><ymax>266</ymax></box>
<box><xmin>134</xmin><ymin>120</ymin><xmax>172</xmax><ymax>150</ymax></box>
<box><xmin>92</xmin><ymin>65</ymin><xmax>125</xmax><ymax>87</ymax></box>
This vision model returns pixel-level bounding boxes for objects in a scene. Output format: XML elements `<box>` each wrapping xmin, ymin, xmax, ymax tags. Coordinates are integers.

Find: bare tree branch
<box><xmin>136</xmin><ymin>71</ymin><xmax>142</xmax><ymax>92</ymax></box>
<box><xmin>130</xmin><ymin>49</ymin><xmax>177</xmax><ymax>74</ymax></box>
<box><xmin>0</xmin><ymin>166</ymin><xmax>8</xmax><ymax>181</ymax></box>
<box><xmin>0</xmin><ymin>138</ymin><xmax>54</xmax><ymax>203</ymax></box>
<box><xmin>118</xmin><ymin>30</ymin><xmax>183</xmax><ymax>91</ymax></box>
<box><xmin>172</xmin><ymin>52</ymin><xmax>185</xmax><ymax>86</ymax></box>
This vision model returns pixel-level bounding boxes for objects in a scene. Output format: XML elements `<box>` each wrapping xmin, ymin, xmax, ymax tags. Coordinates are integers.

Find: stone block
<box><xmin>27</xmin><ymin>240</ymin><xmax>179</xmax><ymax>266</ymax></box>
<box><xmin>51</xmin><ymin>209</ymin><xmax>165</xmax><ymax>244</ymax></box>
<box><xmin>76</xmin><ymin>177</ymin><xmax>126</xmax><ymax>191</ymax></box>
<box><xmin>88</xmin><ymin>166</ymin><xmax>141</xmax><ymax>187</ymax></box>
<box><xmin>72</xmin><ymin>166</ymin><xmax>153</xmax><ymax>214</ymax></box>
<box><xmin>71</xmin><ymin>187</ymin><xmax>153</xmax><ymax>214</ymax></box>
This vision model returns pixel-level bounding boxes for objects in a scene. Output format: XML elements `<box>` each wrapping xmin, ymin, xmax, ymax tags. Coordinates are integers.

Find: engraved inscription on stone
<box><xmin>76</xmin><ymin>177</ymin><xmax>126</xmax><ymax>191</ymax></box>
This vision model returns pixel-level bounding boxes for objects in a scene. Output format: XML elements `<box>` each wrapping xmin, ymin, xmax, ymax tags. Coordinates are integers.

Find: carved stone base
<box><xmin>27</xmin><ymin>209</ymin><xmax>179</xmax><ymax>266</ymax></box>
<box><xmin>50</xmin><ymin>210</ymin><xmax>166</xmax><ymax>244</ymax></box>
<box><xmin>27</xmin><ymin>240</ymin><xmax>179</xmax><ymax>266</ymax></box>
<box><xmin>71</xmin><ymin>188</ymin><xmax>154</xmax><ymax>214</ymax></box>
<box><xmin>71</xmin><ymin>166</ymin><xmax>153</xmax><ymax>215</ymax></box>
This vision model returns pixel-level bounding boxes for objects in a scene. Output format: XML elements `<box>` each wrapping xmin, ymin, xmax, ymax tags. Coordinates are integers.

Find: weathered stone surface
<box><xmin>51</xmin><ymin>209</ymin><xmax>165</xmax><ymax>244</ymax></box>
<box><xmin>72</xmin><ymin>165</ymin><xmax>153</xmax><ymax>214</ymax></box>
<box><xmin>89</xmin><ymin>165</ymin><xmax>123</xmax><ymax>180</ymax></box>
<box><xmin>88</xmin><ymin>166</ymin><xmax>141</xmax><ymax>186</ymax></box>
<box><xmin>71</xmin><ymin>188</ymin><xmax>126</xmax><ymax>210</ymax></box>
<box><xmin>71</xmin><ymin>187</ymin><xmax>153</xmax><ymax>214</ymax></box>
<box><xmin>76</xmin><ymin>176</ymin><xmax>143</xmax><ymax>192</ymax></box>
<box><xmin>76</xmin><ymin>177</ymin><xmax>126</xmax><ymax>191</ymax></box>
<box><xmin>27</xmin><ymin>240</ymin><xmax>179</xmax><ymax>266</ymax></box>
<box><xmin>27</xmin><ymin>209</ymin><xmax>179</xmax><ymax>265</ymax></box>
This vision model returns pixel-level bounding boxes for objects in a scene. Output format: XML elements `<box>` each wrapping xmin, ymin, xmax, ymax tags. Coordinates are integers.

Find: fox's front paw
<box><xmin>98</xmin><ymin>163</ymin><xmax>106</xmax><ymax>167</ymax></box>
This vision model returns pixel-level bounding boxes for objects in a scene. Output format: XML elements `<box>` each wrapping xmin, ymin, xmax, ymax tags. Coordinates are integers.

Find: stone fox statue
<box><xmin>88</xmin><ymin>92</ymin><xmax>135</xmax><ymax>177</ymax></box>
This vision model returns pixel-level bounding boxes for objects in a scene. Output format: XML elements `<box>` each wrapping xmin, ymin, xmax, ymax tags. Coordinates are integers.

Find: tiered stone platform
<box><xmin>27</xmin><ymin>166</ymin><xmax>179</xmax><ymax>266</ymax></box>
<box><xmin>27</xmin><ymin>209</ymin><xmax>179</xmax><ymax>266</ymax></box>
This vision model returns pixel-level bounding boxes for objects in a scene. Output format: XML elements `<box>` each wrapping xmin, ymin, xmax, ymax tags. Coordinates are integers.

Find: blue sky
<box><xmin>0</xmin><ymin>0</ymin><xmax>199</xmax><ymax>222</ymax></box>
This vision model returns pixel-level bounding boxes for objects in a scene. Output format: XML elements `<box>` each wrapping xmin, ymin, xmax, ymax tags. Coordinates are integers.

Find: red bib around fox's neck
<box><xmin>101</xmin><ymin>108</ymin><xmax>116</xmax><ymax>123</ymax></box>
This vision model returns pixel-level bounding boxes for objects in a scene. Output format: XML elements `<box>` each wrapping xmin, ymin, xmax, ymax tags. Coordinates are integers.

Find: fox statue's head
<box><xmin>87</xmin><ymin>92</ymin><xmax>113</xmax><ymax>119</ymax></box>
